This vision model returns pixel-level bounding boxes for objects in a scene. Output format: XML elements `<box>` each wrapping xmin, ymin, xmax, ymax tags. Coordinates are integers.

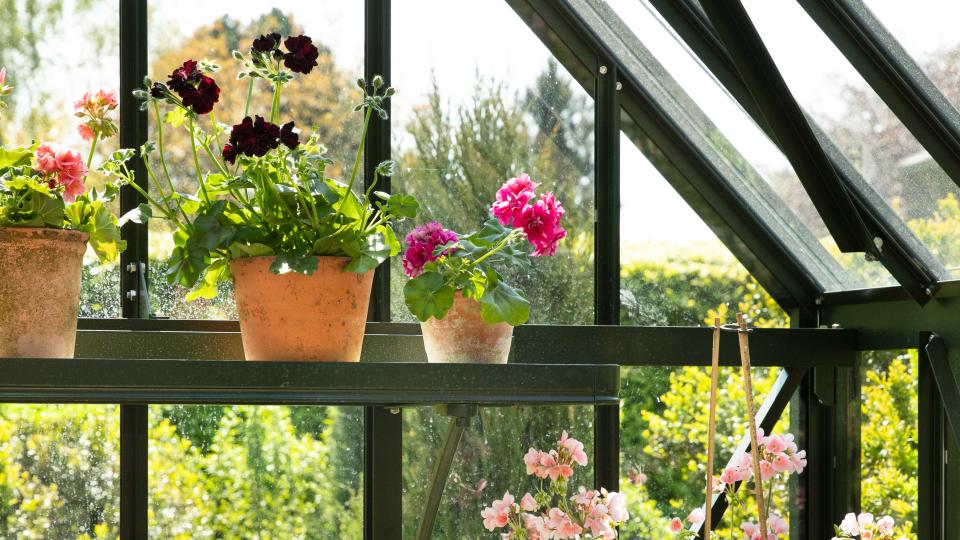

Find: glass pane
<box><xmin>619</xmin><ymin>366</ymin><xmax>792</xmax><ymax>538</ymax></box>
<box><xmin>149</xmin><ymin>405</ymin><xmax>363</xmax><ymax>537</ymax></box>
<box><xmin>607</xmin><ymin>0</ymin><xmax>896</xmax><ymax>291</ymax></box>
<box><xmin>403</xmin><ymin>406</ymin><xmax>594</xmax><ymax>538</ymax></box>
<box><xmin>0</xmin><ymin>0</ymin><xmax>121</xmax><ymax>317</ymax></box>
<box><xmin>0</xmin><ymin>404</ymin><xmax>119</xmax><ymax>537</ymax></box>
<box><xmin>390</xmin><ymin>0</ymin><xmax>595</xmax><ymax>324</ymax></box>
<box><xmin>620</xmin><ymin>132</ymin><xmax>789</xmax><ymax>327</ymax></box>
<box><xmin>146</xmin><ymin>2</ymin><xmax>364</xmax><ymax>318</ymax></box>
<box><xmin>861</xmin><ymin>350</ymin><xmax>918</xmax><ymax>539</ymax></box>
<box><xmin>864</xmin><ymin>1</ymin><xmax>960</xmax><ymax>113</ymax></box>
<box><xmin>742</xmin><ymin>0</ymin><xmax>960</xmax><ymax>280</ymax></box>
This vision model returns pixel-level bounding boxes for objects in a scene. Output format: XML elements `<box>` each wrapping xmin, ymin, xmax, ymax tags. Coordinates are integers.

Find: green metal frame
<box><xmin>42</xmin><ymin>0</ymin><xmax>960</xmax><ymax>537</ymax></box>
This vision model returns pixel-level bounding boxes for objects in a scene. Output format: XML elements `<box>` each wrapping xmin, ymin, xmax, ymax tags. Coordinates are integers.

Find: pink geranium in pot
<box><xmin>402</xmin><ymin>173</ymin><xmax>566</xmax><ymax>363</ymax></box>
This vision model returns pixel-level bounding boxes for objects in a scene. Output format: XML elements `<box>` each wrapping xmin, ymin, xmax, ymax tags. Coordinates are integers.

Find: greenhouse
<box><xmin>0</xmin><ymin>0</ymin><xmax>957</xmax><ymax>538</ymax></box>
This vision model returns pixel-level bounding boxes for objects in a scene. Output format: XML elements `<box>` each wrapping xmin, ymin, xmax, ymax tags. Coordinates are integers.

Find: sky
<box><xmin>20</xmin><ymin>0</ymin><xmax>960</xmax><ymax>253</ymax></box>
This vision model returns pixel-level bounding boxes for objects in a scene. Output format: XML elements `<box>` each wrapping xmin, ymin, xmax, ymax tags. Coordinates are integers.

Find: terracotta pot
<box><xmin>0</xmin><ymin>227</ymin><xmax>89</xmax><ymax>358</ymax></box>
<box><xmin>421</xmin><ymin>292</ymin><xmax>514</xmax><ymax>364</ymax></box>
<box><xmin>230</xmin><ymin>256</ymin><xmax>373</xmax><ymax>361</ymax></box>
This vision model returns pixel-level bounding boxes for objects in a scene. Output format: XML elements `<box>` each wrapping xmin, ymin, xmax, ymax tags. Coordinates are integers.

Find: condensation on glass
<box><xmin>0</xmin><ymin>404</ymin><xmax>119</xmax><ymax>537</ymax></box>
<box><xmin>149</xmin><ymin>405</ymin><xmax>363</xmax><ymax>537</ymax></box>
<box><xmin>742</xmin><ymin>0</ymin><xmax>960</xmax><ymax>281</ymax></box>
<box><xmin>390</xmin><ymin>0</ymin><xmax>596</xmax><ymax>325</ymax></box>
<box><xmin>146</xmin><ymin>2</ymin><xmax>364</xmax><ymax>318</ymax></box>
<box><xmin>402</xmin><ymin>405</ymin><xmax>594</xmax><ymax>539</ymax></box>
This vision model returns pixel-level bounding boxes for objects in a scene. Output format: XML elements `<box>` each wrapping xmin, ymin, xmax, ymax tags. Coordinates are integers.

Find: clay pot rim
<box><xmin>228</xmin><ymin>254</ymin><xmax>354</xmax><ymax>270</ymax></box>
<box><xmin>0</xmin><ymin>226</ymin><xmax>89</xmax><ymax>244</ymax></box>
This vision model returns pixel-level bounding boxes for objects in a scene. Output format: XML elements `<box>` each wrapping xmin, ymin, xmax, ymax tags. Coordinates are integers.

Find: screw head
<box><xmin>599</xmin><ymin>65</ymin><xmax>608</xmax><ymax>75</ymax></box>
<box><xmin>615</xmin><ymin>81</ymin><xmax>623</xmax><ymax>91</ymax></box>
<box><xmin>126</xmin><ymin>290</ymin><xmax>138</xmax><ymax>300</ymax></box>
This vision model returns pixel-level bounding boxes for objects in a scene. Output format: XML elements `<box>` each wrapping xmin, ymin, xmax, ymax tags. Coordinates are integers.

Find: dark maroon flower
<box><xmin>166</xmin><ymin>60</ymin><xmax>219</xmax><ymax>115</ymax></box>
<box><xmin>280</xmin><ymin>121</ymin><xmax>299</xmax><ymax>149</ymax></box>
<box><xmin>167</xmin><ymin>60</ymin><xmax>200</xmax><ymax>93</ymax></box>
<box><xmin>252</xmin><ymin>32</ymin><xmax>281</xmax><ymax>53</ymax></box>
<box><xmin>282</xmin><ymin>35</ymin><xmax>319</xmax><ymax>74</ymax></box>
<box><xmin>149</xmin><ymin>82</ymin><xmax>166</xmax><ymax>99</ymax></box>
<box><xmin>180</xmin><ymin>76</ymin><xmax>220</xmax><ymax>115</ymax></box>
<box><xmin>222</xmin><ymin>144</ymin><xmax>239</xmax><ymax>164</ymax></box>
<box><xmin>222</xmin><ymin>115</ymin><xmax>281</xmax><ymax>163</ymax></box>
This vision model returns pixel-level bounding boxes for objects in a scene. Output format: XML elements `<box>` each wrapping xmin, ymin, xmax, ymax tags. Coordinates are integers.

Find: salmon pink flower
<box><xmin>687</xmin><ymin>507</ymin><xmax>705</xmax><ymax>525</ymax></box>
<box><xmin>36</xmin><ymin>142</ymin><xmax>87</xmax><ymax>202</ymax></box>
<box><xmin>668</xmin><ymin>517</ymin><xmax>683</xmax><ymax>533</ymax></box>
<box><xmin>559</xmin><ymin>430</ymin><xmax>588</xmax><ymax>467</ymax></box>
<box><xmin>520</xmin><ymin>492</ymin><xmax>538</xmax><ymax>512</ymax></box>
<box><xmin>491</xmin><ymin>173</ymin><xmax>538</xmax><ymax>227</ymax></box>
<box><xmin>481</xmin><ymin>492</ymin><xmax>515</xmax><ymax>531</ymax></box>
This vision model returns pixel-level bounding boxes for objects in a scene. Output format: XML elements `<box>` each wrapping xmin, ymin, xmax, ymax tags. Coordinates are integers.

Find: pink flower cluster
<box><xmin>491</xmin><ymin>174</ymin><xmax>566</xmax><ymax>256</ymax></box>
<box><xmin>833</xmin><ymin>513</ymin><xmax>904</xmax><ymax>540</ymax></box>
<box><xmin>741</xmin><ymin>516</ymin><xmax>788</xmax><ymax>540</ymax></box>
<box><xmin>35</xmin><ymin>142</ymin><xmax>87</xmax><ymax>202</ymax></box>
<box><xmin>401</xmin><ymin>221</ymin><xmax>459</xmax><ymax>277</ymax></box>
<box><xmin>523</xmin><ymin>430</ymin><xmax>588</xmax><ymax>481</ymax></box>
<box><xmin>718</xmin><ymin>429</ymin><xmax>807</xmax><ymax>488</ymax></box>
<box><xmin>482</xmin><ymin>432</ymin><xmax>628</xmax><ymax>539</ymax></box>
<box><xmin>74</xmin><ymin>89</ymin><xmax>119</xmax><ymax>141</ymax></box>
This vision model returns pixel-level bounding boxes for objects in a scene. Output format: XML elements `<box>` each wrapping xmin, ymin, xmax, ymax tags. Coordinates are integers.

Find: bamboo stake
<box><xmin>736</xmin><ymin>311</ymin><xmax>767</xmax><ymax>539</ymax></box>
<box><xmin>703</xmin><ymin>318</ymin><xmax>722</xmax><ymax>540</ymax></box>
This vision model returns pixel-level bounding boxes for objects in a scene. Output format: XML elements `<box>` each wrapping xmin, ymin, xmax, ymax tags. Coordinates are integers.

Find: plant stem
<box><xmin>152</xmin><ymin>101</ymin><xmax>178</xmax><ymax>197</ymax></box>
<box><xmin>270</xmin><ymin>80</ymin><xmax>282</xmax><ymax>124</ymax></box>
<box><xmin>209</xmin><ymin>109</ymin><xmax>225</xmax><ymax>154</ymax></box>
<box><xmin>85</xmin><ymin>133</ymin><xmax>99</xmax><ymax>169</ymax></box>
<box><xmin>471</xmin><ymin>229</ymin><xmax>523</xmax><ymax>267</ymax></box>
<box><xmin>243</xmin><ymin>78</ymin><xmax>254</xmax><ymax>118</ymax></box>
<box><xmin>187</xmin><ymin>117</ymin><xmax>210</xmax><ymax>204</ymax></box>
<box><xmin>331</xmin><ymin>106</ymin><xmax>373</xmax><ymax>224</ymax></box>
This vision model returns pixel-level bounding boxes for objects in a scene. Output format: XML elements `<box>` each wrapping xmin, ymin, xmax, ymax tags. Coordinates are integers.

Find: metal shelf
<box><xmin>0</xmin><ymin>359</ymin><xmax>619</xmax><ymax>406</ymax></box>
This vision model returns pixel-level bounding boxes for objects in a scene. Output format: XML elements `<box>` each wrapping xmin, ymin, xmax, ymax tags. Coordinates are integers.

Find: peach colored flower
<box><xmin>35</xmin><ymin>142</ymin><xmax>87</xmax><ymax>202</ymax></box>
<box><xmin>520</xmin><ymin>492</ymin><xmax>537</xmax><ymax>512</ymax></box>
<box><xmin>668</xmin><ymin>517</ymin><xmax>683</xmax><ymax>533</ymax></box>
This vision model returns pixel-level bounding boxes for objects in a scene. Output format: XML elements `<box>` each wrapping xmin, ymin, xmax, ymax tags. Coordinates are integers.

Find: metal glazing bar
<box><xmin>364</xmin><ymin>407</ymin><xmax>402</xmax><ymax>540</ymax></box>
<box><xmin>365</xmin><ymin>0</ymin><xmax>391</xmax><ymax>322</ymax></box>
<box><xmin>799</xmin><ymin>0</ymin><xmax>960</xmax><ymax>191</ymax></box>
<box><xmin>925</xmin><ymin>334</ymin><xmax>960</xmax><ymax>451</ymax></box>
<box><xmin>699</xmin><ymin>0</ymin><xmax>873</xmax><ymax>255</ymax></box>
<box><xmin>648</xmin><ymin>0</ymin><xmax>943</xmax><ymax>302</ymax></box>
<box><xmin>918</xmin><ymin>332</ymin><xmax>947</xmax><ymax>540</ymax></box>
<box><xmin>118</xmin><ymin>1</ymin><xmax>150</xmax><ymax>537</ymax></box>
<box><xmin>696</xmin><ymin>367</ymin><xmax>808</xmax><ymax>538</ymax></box>
<box><xmin>119</xmin><ymin>0</ymin><xmax>149</xmax><ymax>318</ymax></box>
<box><xmin>593</xmin><ymin>56</ymin><xmax>621</xmax><ymax>495</ymax></box>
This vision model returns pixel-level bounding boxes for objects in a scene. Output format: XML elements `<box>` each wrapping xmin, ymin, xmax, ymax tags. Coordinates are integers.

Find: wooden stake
<box><xmin>703</xmin><ymin>318</ymin><xmax>721</xmax><ymax>540</ymax></box>
<box><xmin>736</xmin><ymin>311</ymin><xmax>768</xmax><ymax>538</ymax></box>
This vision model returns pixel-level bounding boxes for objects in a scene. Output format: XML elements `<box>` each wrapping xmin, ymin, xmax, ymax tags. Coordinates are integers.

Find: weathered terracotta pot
<box><xmin>230</xmin><ymin>256</ymin><xmax>373</xmax><ymax>361</ymax></box>
<box><xmin>0</xmin><ymin>227</ymin><xmax>89</xmax><ymax>358</ymax></box>
<box><xmin>421</xmin><ymin>292</ymin><xmax>514</xmax><ymax>364</ymax></box>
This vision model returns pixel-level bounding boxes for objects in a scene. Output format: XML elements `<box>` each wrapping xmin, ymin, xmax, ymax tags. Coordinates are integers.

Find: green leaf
<box><xmin>191</xmin><ymin>201</ymin><xmax>235</xmax><ymax>251</ymax></box>
<box><xmin>117</xmin><ymin>203</ymin><xmax>152</xmax><ymax>227</ymax></box>
<box><xmin>0</xmin><ymin>146</ymin><xmax>33</xmax><ymax>171</ymax></box>
<box><xmin>403</xmin><ymin>272</ymin><xmax>455</xmax><ymax>322</ymax></box>
<box><xmin>167</xmin><ymin>243</ymin><xmax>208</xmax><ymax>288</ymax></box>
<box><xmin>480</xmin><ymin>281</ymin><xmax>530</xmax><ymax>326</ymax></box>
<box><xmin>186</xmin><ymin>258</ymin><xmax>228</xmax><ymax>302</ymax></box>
<box><xmin>164</xmin><ymin>107</ymin><xmax>188</xmax><ymax>128</ymax></box>
<box><xmin>65</xmin><ymin>200</ymin><xmax>125</xmax><ymax>263</ymax></box>
<box><xmin>470</xmin><ymin>218</ymin><xmax>513</xmax><ymax>246</ymax></box>
<box><xmin>269</xmin><ymin>253</ymin><xmax>318</xmax><ymax>275</ymax></box>
<box><xmin>3</xmin><ymin>178</ymin><xmax>65</xmax><ymax>227</ymax></box>
<box><xmin>344</xmin><ymin>229</ymin><xmax>392</xmax><ymax>273</ymax></box>
<box><xmin>228</xmin><ymin>242</ymin><xmax>274</xmax><ymax>259</ymax></box>
<box><xmin>383</xmin><ymin>193</ymin><xmax>418</xmax><ymax>218</ymax></box>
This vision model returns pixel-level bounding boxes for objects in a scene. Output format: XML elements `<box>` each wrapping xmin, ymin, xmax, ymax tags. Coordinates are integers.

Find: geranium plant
<box><xmin>402</xmin><ymin>173</ymin><xmax>565</xmax><ymax>325</ymax></box>
<box><xmin>669</xmin><ymin>429</ymin><xmax>806</xmax><ymax>540</ymax></box>
<box><xmin>481</xmin><ymin>431</ymin><xmax>628</xmax><ymax>539</ymax></box>
<box><xmin>0</xmin><ymin>68</ymin><xmax>127</xmax><ymax>262</ymax></box>
<box><xmin>121</xmin><ymin>32</ymin><xmax>417</xmax><ymax>300</ymax></box>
